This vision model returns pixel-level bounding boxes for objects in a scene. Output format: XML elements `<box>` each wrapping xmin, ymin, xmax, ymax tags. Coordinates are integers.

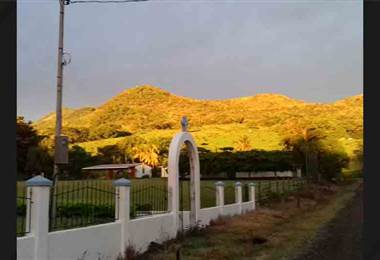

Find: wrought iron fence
<box><xmin>17</xmin><ymin>177</ymin><xmax>307</xmax><ymax>235</ymax></box>
<box><xmin>257</xmin><ymin>181</ymin><xmax>272</xmax><ymax>204</ymax></box>
<box><xmin>200</xmin><ymin>184</ymin><xmax>216</xmax><ymax>208</ymax></box>
<box><xmin>17</xmin><ymin>185</ymin><xmax>32</xmax><ymax>237</ymax></box>
<box><xmin>49</xmin><ymin>180</ymin><xmax>118</xmax><ymax>232</ymax></box>
<box><xmin>242</xmin><ymin>183</ymin><xmax>250</xmax><ymax>202</ymax></box>
<box><xmin>256</xmin><ymin>181</ymin><xmax>269</xmax><ymax>203</ymax></box>
<box><xmin>178</xmin><ymin>179</ymin><xmax>190</xmax><ymax>211</ymax></box>
<box><xmin>130</xmin><ymin>179</ymin><xmax>169</xmax><ymax>219</ymax></box>
<box><xmin>254</xmin><ymin>179</ymin><xmax>306</xmax><ymax>205</ymax></box>
<box><xmin>224</xmin><ymin>185</ymin><xmax>236</xmax><ymax>205</ymax></box>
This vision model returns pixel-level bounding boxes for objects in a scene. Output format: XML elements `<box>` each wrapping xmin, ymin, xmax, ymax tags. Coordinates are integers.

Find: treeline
<box><xmin>18</xmin><ymin>116</ymin><xmax>362</xmax><ymax>181</ymax></box>
<box><xmin>17</xmin><ymin>117</ymin><xmax>171</xmax><ymax>179</ymax></box>
<box><xmin>282</xmin><ymin>126</ymin><xmax>362</xmax><ymax>181</ymax></box>
<box><xmin>38</xmin><ymin>123</ymin><xmax>132</xmax><ymax>143</ymax></box>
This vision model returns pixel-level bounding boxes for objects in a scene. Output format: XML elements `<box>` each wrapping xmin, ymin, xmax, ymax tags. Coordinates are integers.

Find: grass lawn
<box><xmin>72</xmin><ymin>124</ymin><xmax>361</xmax><ymax>159</ymax></box>
<box><xmin>74</xmin><ymin>124</ymin><xmax>285</xmax><ymax>155</ymax></box>
<box><xmin>137</xmin><ymin>179</ymin><xmax>361</xmax><ymax>260</ymax></box>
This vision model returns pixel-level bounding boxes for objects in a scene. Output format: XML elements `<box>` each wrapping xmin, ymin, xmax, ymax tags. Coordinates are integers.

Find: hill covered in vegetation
<box><xmin>33</xmin><ymin>85</ymin><xmax>362</xmax><ymax>156</ymax></box>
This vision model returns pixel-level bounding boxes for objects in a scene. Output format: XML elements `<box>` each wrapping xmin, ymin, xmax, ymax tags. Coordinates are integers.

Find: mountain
<box><xmin>33</xmin><ymin>85</ymin><xmax>363</xmax><ymax>150</ymax></box>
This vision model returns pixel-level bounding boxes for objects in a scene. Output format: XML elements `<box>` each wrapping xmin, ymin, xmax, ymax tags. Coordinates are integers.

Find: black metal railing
<box><xmin>49</xmin><ymin>180</ymin><xmax>118</xmax><ymax>232</ymax></box>
<box><xmin>254</xmin><ymin>179</ymin><xmax>306</xmax><ymax>205</ymax></box>
<box><xmin>242</xmin><ymin>183</ymin><xmax>250</xmax><ymax>202</ymax></box>
<box><xmin>17</xmin><ymin>185</ymin><xmax>32</xmax><ymax>237</ymax></box>
<box><xmin>17</xmin><ymin>177</ymin><xmax>307</xmax><ymax>235</ymax></box>
<box><xmin>200</xmin><ymin>185</ymin><xmax>216</xmax><ymax>208</ymax></box>
<box><xmin>130</xmin><ymin>179</ymin><xmax>168</xmax><ymax>219</ymax></box>
<box><xmin>224</xmin><ymin>185</ymin><xmax>236</xmax><ymax>205</ymax></box>
<box><xmin>258</xmin><ymin>181</ymin><xmax>270</xmax><ymax>203</ymax></box>
<box><xmin>178</xmin><ymin>179</ymin><xmax>191</xmax><ymax>211</ymax></box>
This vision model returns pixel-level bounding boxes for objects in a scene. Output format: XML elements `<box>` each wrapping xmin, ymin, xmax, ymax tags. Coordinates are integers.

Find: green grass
<box><xmin>260</xmin><ymin>181</ymin><xmax>361</xmax><ymax>260</ymax></box>
<box><xmin>72</xmin><ymin>124</ymin><xmax>361</xmax><ymax>171</ymax></box>
<box><xmin>75</xmin><ymin>124</ymin><xmax>285</xmax><ymax>155</ymax></box>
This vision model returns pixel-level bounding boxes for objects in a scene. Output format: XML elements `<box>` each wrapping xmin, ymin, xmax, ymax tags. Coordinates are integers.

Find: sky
<box><xmin>17</xmin><ymin>0</ymin><xmax>363</xmax><ymax>121</ymax></box>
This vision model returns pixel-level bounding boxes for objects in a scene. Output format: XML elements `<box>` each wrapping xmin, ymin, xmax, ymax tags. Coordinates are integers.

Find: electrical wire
<box><xmin>68</xmin><ymin>0</ymin><xmax>148</xmax><ymax>4</ymax></box>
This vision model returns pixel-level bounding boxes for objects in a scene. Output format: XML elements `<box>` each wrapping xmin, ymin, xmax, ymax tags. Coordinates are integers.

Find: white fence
<box><xmin>17</xmin><ymin>176</ymin><xmax>256</xmax><ymax>260</ymax></box>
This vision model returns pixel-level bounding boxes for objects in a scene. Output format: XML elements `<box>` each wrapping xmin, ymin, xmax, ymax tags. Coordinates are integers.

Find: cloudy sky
<box><xmin>17</xmin><ymin>0</ymin><xmax>362</xmax><ymax>121</ymax></box>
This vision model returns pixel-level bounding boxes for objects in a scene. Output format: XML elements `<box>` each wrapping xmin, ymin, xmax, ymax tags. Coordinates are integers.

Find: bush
<box><xmin>17</xmin><ymin>204</ymin><xmax>26</xmax><ymax>216</ymax></box>
<box><xmin>56</xmin><ymin>203</ymin><xmax>115</xmax><ymax>218</ymax></box>
<box><xmin>129</xmin><ymin>203</ymin><xmax>153</xmax><ymax>218</ymax></box>
<box><xmin>318</xmin><ymin>151</ymin><xmax>349</xmax><ymax>180</ymax></box>
<box><xmin>135</xmin><ymin>203</ymin><xmax>153</xmax><ymax>211</ymax></box>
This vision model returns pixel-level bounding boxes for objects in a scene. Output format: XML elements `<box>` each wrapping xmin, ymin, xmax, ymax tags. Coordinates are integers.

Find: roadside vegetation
<box><xmin>133</xmin><ymin>179</ymin><xmax>361</xmax><ymax>260</ymax></box>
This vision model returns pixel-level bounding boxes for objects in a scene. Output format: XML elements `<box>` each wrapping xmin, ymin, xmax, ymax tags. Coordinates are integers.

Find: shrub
<box><xmin>56</xmin><ymin>203</ymin><xmax>115</xmax><ymax>218</ymax></box>
<box><xmin>17</xmin><ymin>204</ymin><xmax>26</xmax><ymax>216</ymax></box>
<box><xmin>135</xmin><ymin>203</ymin><xmax>153</xmax><ymax>211</ymax></box>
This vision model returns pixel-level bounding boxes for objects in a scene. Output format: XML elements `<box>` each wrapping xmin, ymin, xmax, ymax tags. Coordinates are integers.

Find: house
<box><xmin>135</xmin><ymin>164</ymin><xmax>152</xmax><ymax>178</ymax></box>
<box><xmin>161</xmin><ymin>166</ymin><xmax>168</xmax><ymax>178</ymax></box>
<box><xmin>82</xmin><ymin>163</ymin><xmax>142</xmax><ymax>179</ymax></box>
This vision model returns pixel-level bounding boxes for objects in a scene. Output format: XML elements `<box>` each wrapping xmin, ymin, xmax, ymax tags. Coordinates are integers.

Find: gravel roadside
<box><xmin>292</xmin><ymin>183</ymin><xmax>363</xmax><ymax>260</ymax></box>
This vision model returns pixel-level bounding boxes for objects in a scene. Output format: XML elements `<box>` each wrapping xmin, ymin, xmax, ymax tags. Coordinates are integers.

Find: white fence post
<box><xmin>249</xmin><ymin>183</ymin><xmax>256</xmax><ymax>211</ymax></box>
<box><xmin>235</xmin><ymin>182</ymin><xmax>242</xmax><ymax>214</ymax></box>
<box><xmin>113</xmin><ymin>178</ymin><xmax>131</xmax><ymax>256</ymax></box>
<box><xmin>25</xmin><ymin>175</ymin><xmax>52</xmax><ymax>260</ymax></box>
<box><xmin>215</xmin><ymin>181</ymin><xmax>224</xmax><ymax>215</ymax></box>
<box><xmin>25</xmin><ymin>186</ymin><xmax>32</xmax><ymax>234</ymax></box>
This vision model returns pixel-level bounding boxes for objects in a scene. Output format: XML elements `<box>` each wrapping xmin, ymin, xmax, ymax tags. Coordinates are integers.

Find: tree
<box><xmin>318</xmin><ymin>149</ymin><xmax>349</xmax><ymax>181</ymax></box>
<box><xmin>65</xmin><ymin>145</ymin><xmax>94</xmax><ymax>179</ymax></box>
<box><xmin>132</xmin><ymin>144</ymin><xmax>160</xmax><ymax>167</ymax></box>
<box><xmin>97</xmin><ymin>145</ymin><xmax>125</xmax><ymax>164</ymax></box>
<box><xmin>283</xmin><ymin>126</ymin><xmax>350</xmax><ymax>182</ymax></box>
<box><xmin>24</xmin><ymin>146</ymin><xmax>53</xmax><ymax>177</ymax></box>
<box><xmin>17</xmin><ymin>116</ymin><xmax>44</xmax><ymax>177</ymax></box>
<box><xmin>235</xmin><ymin>135</ymin><xmax>252</xmax><ymax>151</ymax></box>
<box><xmin>151</xmin><ymin>137</ymin><xmax>171</xmax><ymax>167</ymax></box>
<box><xmin>88</xmin><ymin>123</ymin><xmax>131</xmax><ymax>141</ymax></box>
<box><xmin>118</xmin><ymin>136</ymin><xmax>147</xmax><ymax>163</ymax></box>
<box><xmin>353</xmin><ymin>145</ymin><xmax>363</xmax><ymax>171</ymax></box>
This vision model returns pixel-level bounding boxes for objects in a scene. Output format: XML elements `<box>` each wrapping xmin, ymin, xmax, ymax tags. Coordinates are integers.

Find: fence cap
<box><xmin>113</xmin><ymin>178</ymin><xmax>131</xmax><ymax>187</ymax></box>
<box><xmin>248</xmin><ymin>182</ymin><xmax>256</xmax><ymax>187</ymax></box>
<box><xmin>25</xmin><ymin>175</ymin><xmax>53</xmax><ymax>187</ymax></box>
<box><xmin>215</xmin><ymin>181</ymin><xmax>224</xmax><ymax>187</ymax></box>
<box><xmin>235</xmin><ymin>182</ymin><xmax>242</xmax><ymax>187</ymax></box>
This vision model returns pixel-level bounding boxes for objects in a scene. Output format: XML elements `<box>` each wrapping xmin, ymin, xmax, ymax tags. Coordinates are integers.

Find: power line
<box><xmin>67</xmin><ymin>0</ymin><xmax>148</xmax><ymax>4</ymax></box>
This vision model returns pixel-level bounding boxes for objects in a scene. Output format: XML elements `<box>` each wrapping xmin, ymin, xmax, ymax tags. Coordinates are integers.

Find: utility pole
<box><xmin>53</xmin><ymin>0</ymin><xmax>70</xmax><ymax>183</ymax></box>
<box><xmin>51</xmin><ymin>0</ymin><xmax>70</xmax><ymax>227</ymax></box>
<box><xmin>51</xmin><ymin>0</ymin><xmax>148</xmax><ymax>179</ymax></box>
<box><xmin>53</xmin><ymin>0</ymin><xmax>65</xmax><ymax>183</ymax></box>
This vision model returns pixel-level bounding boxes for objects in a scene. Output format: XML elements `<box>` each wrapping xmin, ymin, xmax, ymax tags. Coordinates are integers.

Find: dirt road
<box><xmin>293</xmin><ymin>184</ymin><xmax>363</xmax><ymax>260</ymax></box>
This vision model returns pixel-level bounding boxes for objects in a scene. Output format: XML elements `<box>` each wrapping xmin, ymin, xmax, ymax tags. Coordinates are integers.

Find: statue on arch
<box><xmin>181</xmin><ymin>116</ymin><xmax>189</xmax><ymax>132</ymax></box>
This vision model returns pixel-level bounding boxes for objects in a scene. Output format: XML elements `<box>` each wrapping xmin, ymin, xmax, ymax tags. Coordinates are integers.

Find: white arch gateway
<box><xmin>168</xmin><ymin>116</ymin><xmax>200</xmax><ymax>232</ymax></box>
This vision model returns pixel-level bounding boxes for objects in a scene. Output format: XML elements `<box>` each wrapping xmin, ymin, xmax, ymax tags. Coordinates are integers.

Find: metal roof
<box><xmin>82</xmin><ymin>163</ymin><xmax>141</xmax><ymax>171</ymax></box>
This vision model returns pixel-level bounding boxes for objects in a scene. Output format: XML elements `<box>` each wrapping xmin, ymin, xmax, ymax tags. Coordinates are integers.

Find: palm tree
<box><xmin>235</xmin><ymin>135</ymin><xmax>252</xmax><ymax>152</ymax></box>
<box><xmin>118</xmin><ymin>136</ymin><xmax>146</xmax><ymax>163</ymax></box>
<box><xmin>132</xmin><ymin>144</ymin><xmax>160</xmax><ymax>167</ymax></box>
<box><xmin>283</xmin><ymin>127</ymin><xmax>325</xmax><ymax>181</ymax></box>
